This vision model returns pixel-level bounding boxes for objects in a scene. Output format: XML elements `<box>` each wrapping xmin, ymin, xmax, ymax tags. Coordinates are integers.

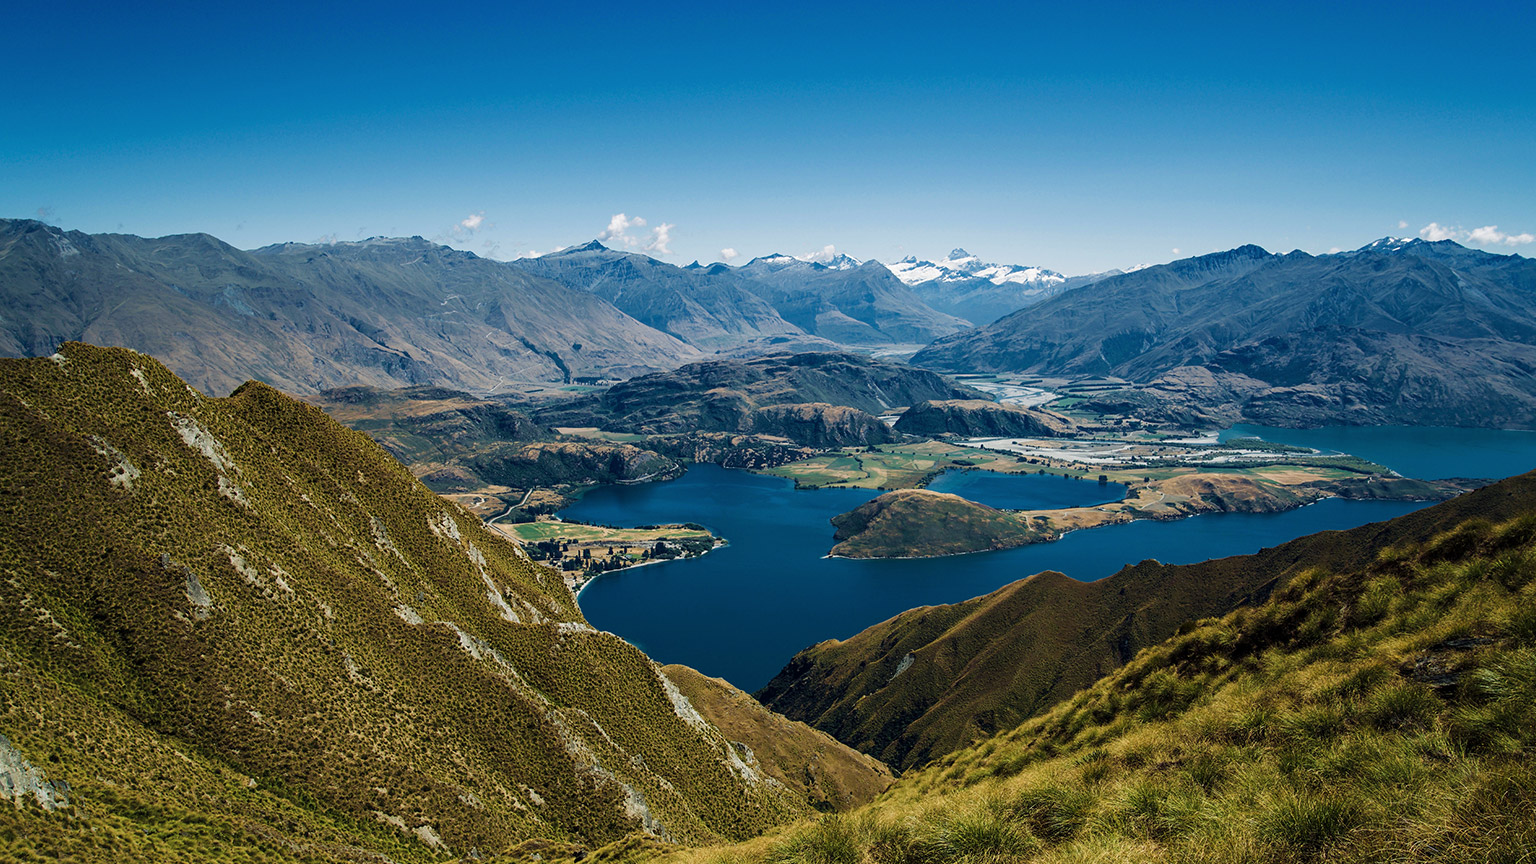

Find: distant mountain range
<box><xmin>887</xmin><ymin>249</ymin><xmax>1118</xmax><ymax>324</ymax></box>
<box><xmin>512</xmin><ymin>241</ymin><xmax>816</xmax><ymax>351</ymax></box>
<box><xmin>11</xmin><ymin>216</ymin><xmax>1535</xmax><ymax>429</ymax></box>
<box><xmin>526</xmin><ymin>244</ymin><xmax>973</xmax><ymax>347</ymax></box>
<box><xmin>0</xmin><ymin>220</ymin><xmax>1022</xmax><ymax>396</ymax></box>
<box><xmin>912</xmin><ymin>238</ymin><xmax>1536</xmax><ymax>428</ymax></box>
<box><xmin>0</xmin><ymin>219</ymin><xmax>702</xmax><ymax>395</ymax></box>
<box><xmin>729</xmin><ymin>253</ymin><xmax>971</xmax><ymax>344</ymax></box>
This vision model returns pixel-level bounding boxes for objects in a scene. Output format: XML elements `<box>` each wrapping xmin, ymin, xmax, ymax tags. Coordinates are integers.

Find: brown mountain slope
<box><xmin>0</xmin><ymin>343</ymin><xmax>885</xmax><ymax>862</ymax></box>
<box><xmin>537</xmin><ymin>352</ymin><xmax>978</xmax><ymax>447</ymax></box>
<box><xmin>0</xmin><ymin>219</ymin><xmax>698</xmax><ymax>395</ymax></box>
<box><xmin>758</xmin><ymin>471</ymin><xmax>1536</xmax><ymax>770</ymax></box>
<box><xmin>892</xmin><ymin>399</ymin><xmax>1076</xmax><ymax>438</ymax></box>
<box><xmin>910</xmin><ymin>242</ymin><xmax>1536</xmax><ymax>428</ymax></box>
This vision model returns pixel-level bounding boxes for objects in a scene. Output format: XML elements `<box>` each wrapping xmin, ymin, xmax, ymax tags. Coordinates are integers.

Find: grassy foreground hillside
<box><xmin>681</xmin><ymin>482</ymin><xmax>1536</xmax><ymax>864</ymax></box>
<box><xmin>759</xmin><ymin>473</ymin><xmax>1535</xmax><ymax>771</ymax></box>
<box><xmin>0</xmin><ymin>343</ymin><xmax>885</xmax><ymax>862</ymax></box>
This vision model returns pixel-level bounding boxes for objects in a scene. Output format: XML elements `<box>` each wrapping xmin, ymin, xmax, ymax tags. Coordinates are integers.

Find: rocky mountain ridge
<box><xmin>911</xmin><ymin>240</ymin><xmax>1536</xmax><ymax>428</ymax></box>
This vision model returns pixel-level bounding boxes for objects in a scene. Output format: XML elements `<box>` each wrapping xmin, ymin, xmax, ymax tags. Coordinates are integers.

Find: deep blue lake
<box><xmin>570</xmin><ymin>463</ymin><xmax>1429</xmax><ymax>691</ymax></box>
<box><xmin>1220</xmin><ymin>424</ymin><xmax>1536</xmax><ymax>481</ymax></box>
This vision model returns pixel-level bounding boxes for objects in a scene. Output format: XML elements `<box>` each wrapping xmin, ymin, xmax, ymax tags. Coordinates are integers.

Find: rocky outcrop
<box><xmin>660</xmin><ymin>664</ymin><xmax>895</xmax><ymax>812</ymax></box>
<box><xmin>465</xmin><ymin>441</ymin><xmax>682</xmax><ymax>490</ymax></box>
<box><xmin>893</xmin><ymin>399</ymin><xmax>1076</xmax><ymax>438</ymax></box>
<box><xmin>537</xmin><ymin>352</ymin><xmax>979</xmax><ymax>446</ymax></box>
<box><xmin>746</xmin><ymin>403</ymin><xmax>896</xmax><ymax>448</ymax></box>
<box><xmin>643</xmin><ymin>432</ymin><xmax>819</xmax><ymax>470</ymax></box>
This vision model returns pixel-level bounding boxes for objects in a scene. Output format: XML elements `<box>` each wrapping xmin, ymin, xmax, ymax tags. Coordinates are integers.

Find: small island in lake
<box><xmin>829</xmin><ymin>472</ymin><xmax>1473</xmax><ymax>559</ymax></box>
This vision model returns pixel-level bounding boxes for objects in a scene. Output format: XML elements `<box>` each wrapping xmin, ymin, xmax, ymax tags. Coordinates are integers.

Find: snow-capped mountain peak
<box><xmin>884</xmin><ymin>249</ymin><xmax>1066</xmax><ymax>288</ymax></box>
<box><xmin>1355</xmin><ymin>237</ymin><xmax>1415</xmax><ymax>253</ymax></box>
<box><xmin>818</xmin><ymin>252</ymin><xmax>864</xmax><ymax>270</ymax></box>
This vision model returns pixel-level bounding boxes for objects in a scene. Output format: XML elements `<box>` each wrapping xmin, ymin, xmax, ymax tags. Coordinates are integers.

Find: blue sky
<box><xmin>4</xmin><ymin>1</ymin><xmax>1533</xmax><ymax>274</ymax></box>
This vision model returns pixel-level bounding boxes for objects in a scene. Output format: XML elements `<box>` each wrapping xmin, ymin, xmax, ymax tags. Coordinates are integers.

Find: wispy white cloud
<box><xmin>598</xmin><ymin>213</ymin><xmax>646</xmax><ymax>246</ymax></box>
<box><xmin>719</xmin><ymin>247</ymin><xmax>739</xmax><ymax>263</ymax></box>
<box><xmin>799</xmin><ymin>244</ymin><xmax>839</xmax><ymax>263</ymax></box>
<box><xmin>597</xmin><ymin>212</ymin><xmax>677</xmax><ymax>255</ymax></box>
<box><xmin>1171</xmin><ymin>247</ymin><xmax>1181</xmax><ymax>255</ymax></box>
<box><xmin>644</xmin><ymin>222</ymin><xmax>674</xmax><ymax>255</ymax></box>
<box><xmin>1419</xmin><ymin>222</ymin><xmax>1457</xmax><ymax>242</ymax></box>
<box><xmin>1419</xmin><ymin>221</ymin><xmax>1534</xmax><ymax>247</ymax></box>
<box><xmin>435</xmin><ymin>210</ymin><xmax>490</xmax><ymax>246</ymax></box>
<box><xmin>1469</xmin><ymin>225</ymin><xmax>1535</xmax><ymax>246</ymax></box>
<box><xmin>1398</xmin><ymin>220</ymin><xmax>1409</xmax><ymax>230</ymax></box>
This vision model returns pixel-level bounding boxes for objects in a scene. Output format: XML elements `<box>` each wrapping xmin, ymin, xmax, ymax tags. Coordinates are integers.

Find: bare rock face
<box><xmin>537</xmin><ymin>352</ymin><xmax>980</xmax><ymax>446</ymax></box>
<box><xmin>745</xmin><ymin>403</ymin><xmax>896</xmax><ymax>448</ymax></box>
<box><xmin>892</xmin><ymin>399</ymin><xmax>1076</xmax><ymax>438</ymax></box>
<box><xmin>466</xmin><ymin>441</ymin><xmax>683</xmax><ymax>489</ymax></box>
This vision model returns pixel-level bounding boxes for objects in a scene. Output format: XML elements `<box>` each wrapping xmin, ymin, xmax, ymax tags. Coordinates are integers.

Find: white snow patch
<box><xmin>394</xmin><ymin>604</ymin><xmax>424</xmax><ymax>625</ymax></box>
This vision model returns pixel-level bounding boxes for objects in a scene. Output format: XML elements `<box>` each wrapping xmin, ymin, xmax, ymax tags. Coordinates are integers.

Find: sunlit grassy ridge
<box><xmin>0</xmin><ymin>344</ymin><xmax>841</xmax><ymax>862</ymax></box>
<box><xmin>683</xmin><ymin>502</ymin><xmax>1536</xmax><ymax>864</ymax></box>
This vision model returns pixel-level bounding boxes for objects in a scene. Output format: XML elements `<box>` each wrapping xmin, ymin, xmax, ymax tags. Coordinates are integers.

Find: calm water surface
<box><xmin>571</xmin><ymin>464</ymin><xmax>1428</xmax><ymax>691</ymax></box>
<box><xmin>1220</xmin><ymin>424</ymin><xmax>1536</xmax><ymax>480</ymax></box>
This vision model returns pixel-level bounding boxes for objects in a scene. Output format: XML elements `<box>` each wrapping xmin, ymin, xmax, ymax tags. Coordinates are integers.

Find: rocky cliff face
<box><xmin>892</xmin><ymin>399</ymin><xmax>1076</xmax><ymax>438</ymax></box>
<box><xmin>537</xmin><ymin>352</ymin><xmax>979</xmax><ymax>447</ymax></box>
<box><xmin>746</xmin><ymin>403</ymin><xmax>896</xmax><ymax>448</ymax></box>
<box><xmin>465</xmin><ymin>441</ymin><xmax>683</xmax><ymax>490</ymax></box>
